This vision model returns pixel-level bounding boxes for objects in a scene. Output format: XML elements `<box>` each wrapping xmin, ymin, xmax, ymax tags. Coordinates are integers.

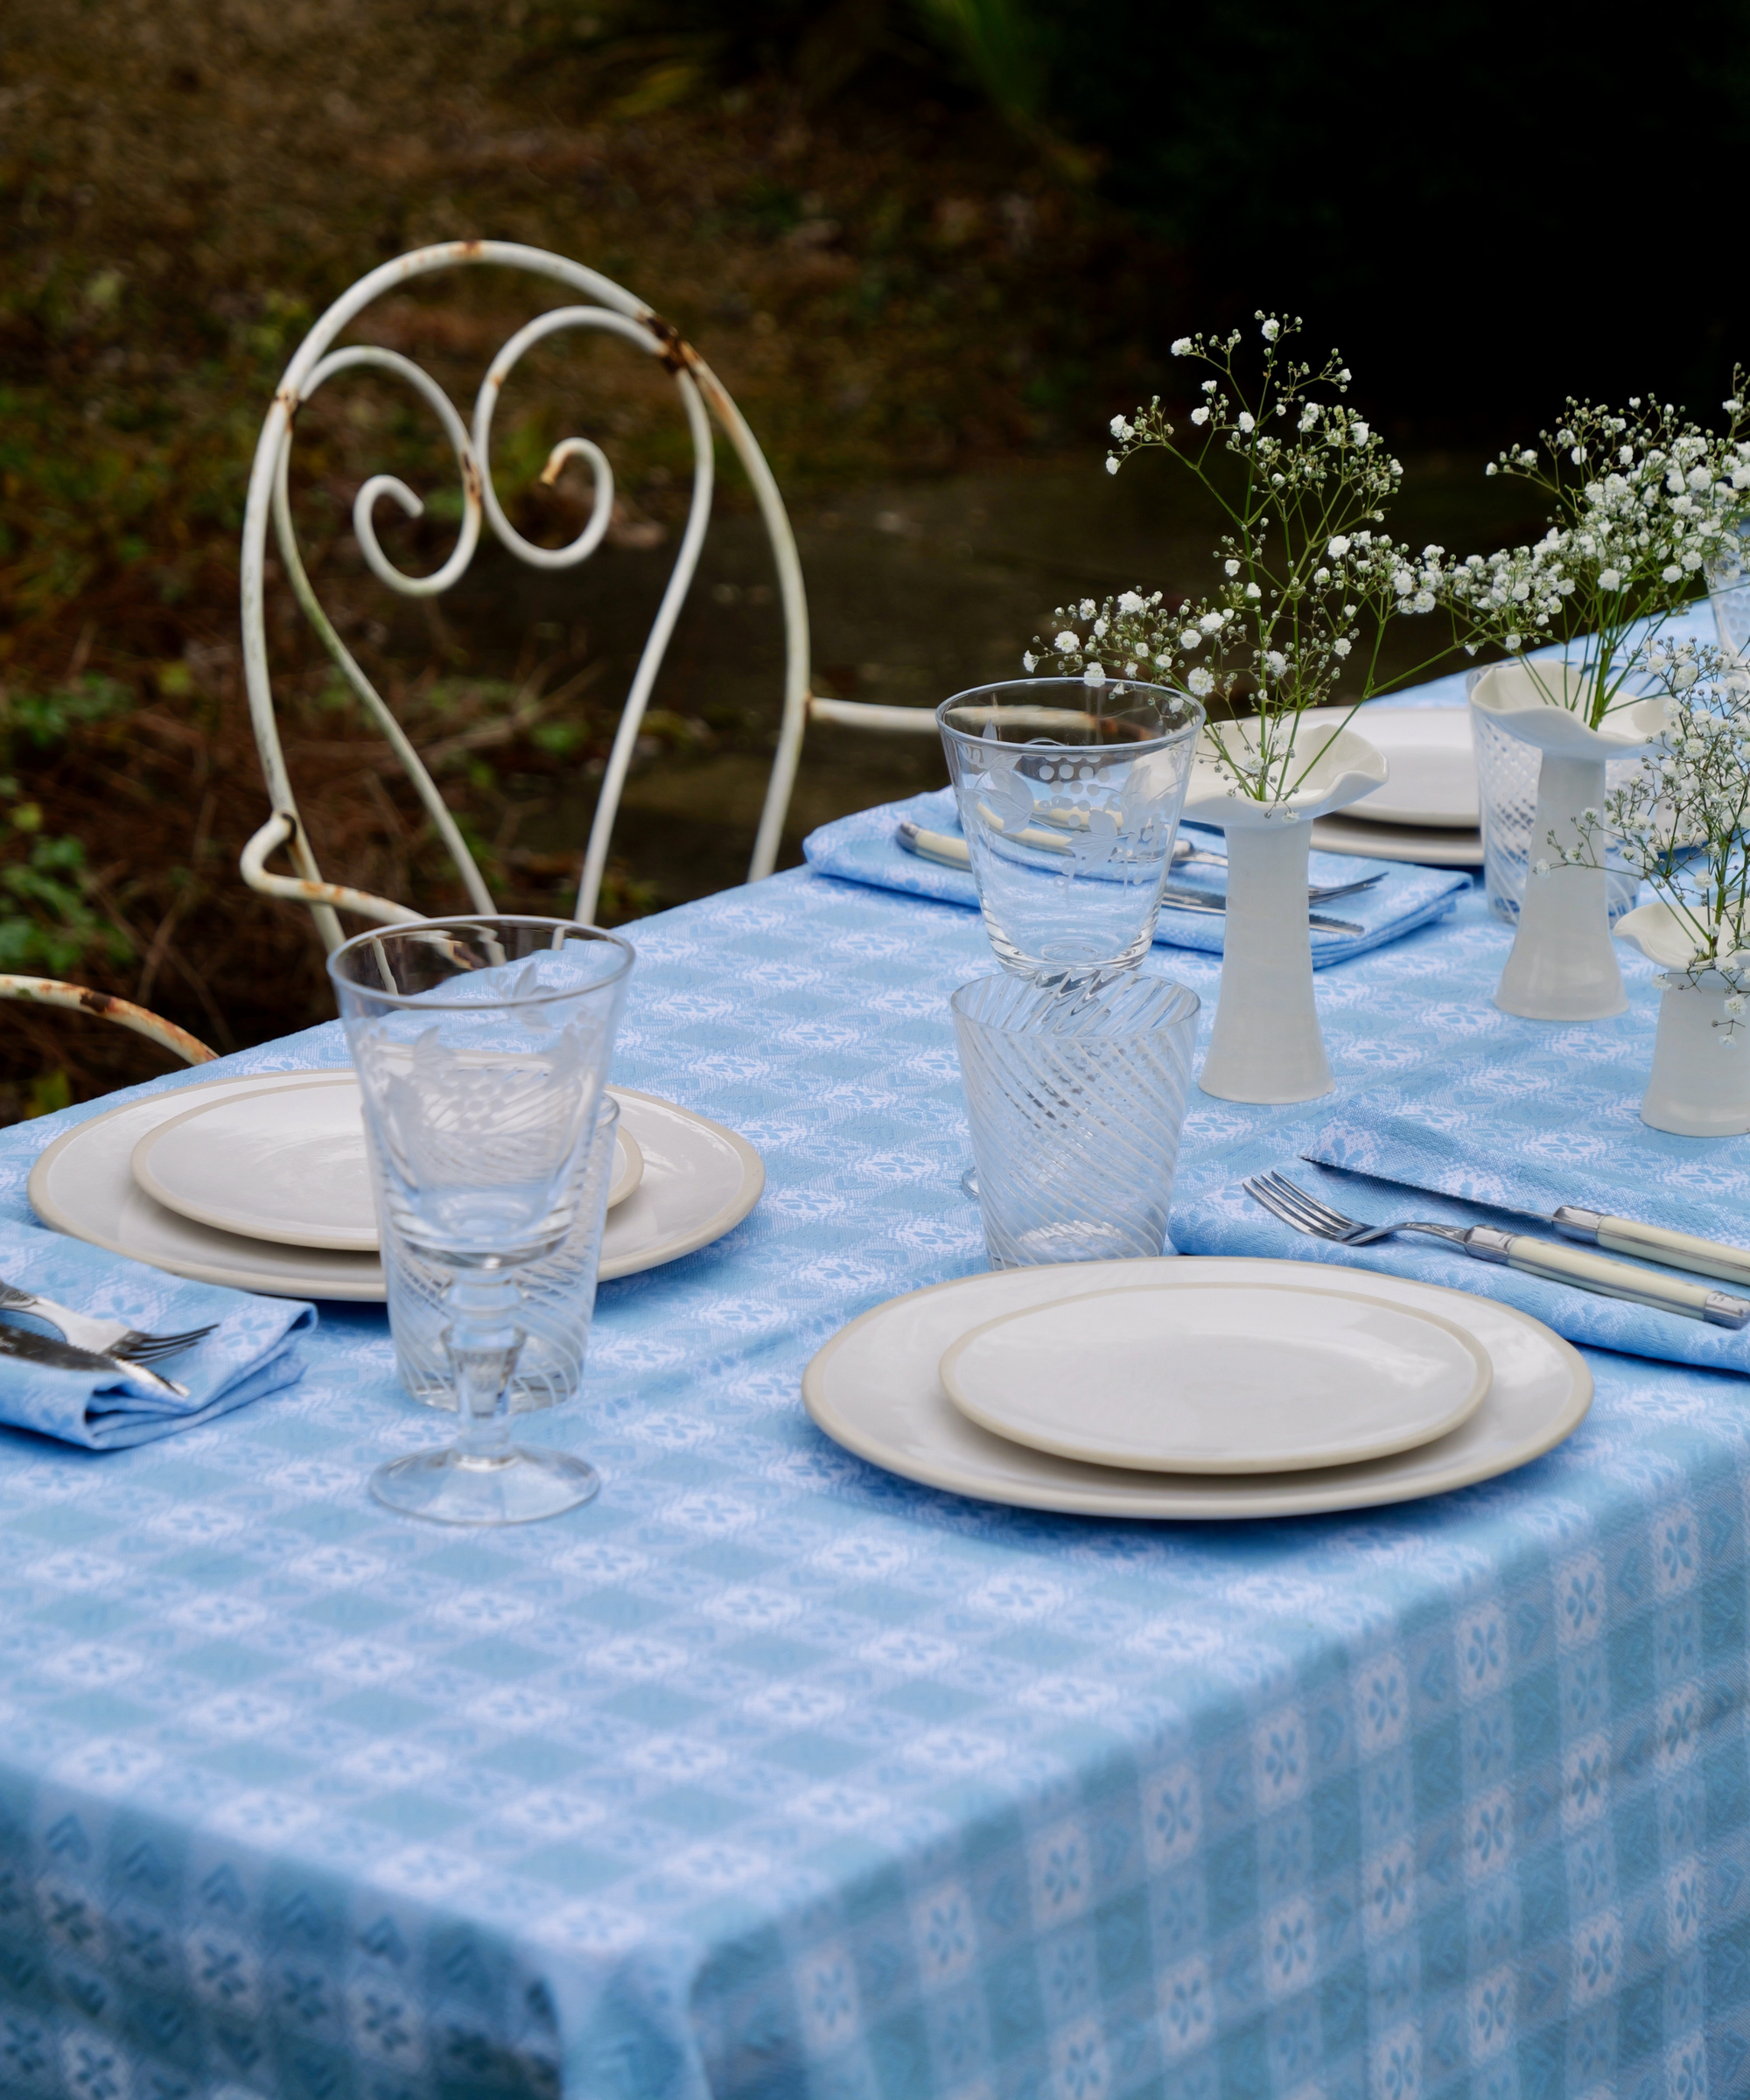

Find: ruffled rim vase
<box><xmin>1183</xmin><ymin>721</ymin><xmax>1385</xmax><ymax>1104</ymax></box>
<box><xmin>1469</xmin><ymin>662</ymin><xmax>1662</xmax><ymax>1022</ymax></box>
<box><xmin>1614</xmin><ymin>902</ymin><xmax>1750</xmax><ymax>1137</ymax></box>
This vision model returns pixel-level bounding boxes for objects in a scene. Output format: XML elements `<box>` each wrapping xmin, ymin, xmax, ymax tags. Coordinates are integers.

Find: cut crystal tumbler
<box><xmin>329</xmin><ymin>916</ymin><xmax>633</xmax><ymax>1525</ymax></box>
<box><xmin>952</xmin><ymin>970</ymin><xmax>1200</xmax><ymax>1268</ymax></box>
<box><xmin>938</xmin><ymin>678</ymin><xmax>1201</xmax><ymax>976</ymax></box>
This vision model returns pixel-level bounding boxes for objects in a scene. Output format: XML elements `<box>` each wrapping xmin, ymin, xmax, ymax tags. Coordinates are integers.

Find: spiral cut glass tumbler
<box><xmin>952</xmin><ymin>970</ymin><xmax>1200</xmax><ymax>1268</ymax></box>
<box><xmin>328</xmin><ymin>916</ymin><xmax>633</xmax><ymax>1524</ymax></box>
<box><xmin>938</xmin><ymin>679</ymin><xmax>1201</xmax><ymax>977</ymax></box>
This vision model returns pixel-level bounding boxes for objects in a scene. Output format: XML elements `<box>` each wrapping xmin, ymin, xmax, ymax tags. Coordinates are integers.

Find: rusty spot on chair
<box><xmin>641</xmin><ymin>311</ymin><xmax>698</xmax><ymax>376</ymax></box>
<box><xmin>459</xmin><ymin>239</ymin><xmax>483</xmax><ymax>257</ymax></box>
<box><xmin>79</xmin><ymin>990</ymin><xmax>117</xmax><ymax>1017</ymax></box>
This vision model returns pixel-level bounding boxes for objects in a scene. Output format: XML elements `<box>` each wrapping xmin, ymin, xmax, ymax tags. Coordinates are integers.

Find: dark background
<box><xmin>4</xmin><ymin>0</ymin><xmax>1746</xmax><ymax>1116</ymax></box>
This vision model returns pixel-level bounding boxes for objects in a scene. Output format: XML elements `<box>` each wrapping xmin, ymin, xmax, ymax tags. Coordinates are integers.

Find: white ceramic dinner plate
<box><xmin>938</xmin><ymin>1281</ymin><xmax>1490</xmax><ymax>1474</ymax></box>
<box><xmin>1308</xmin><ymin>813</ymin><xmax>1485</xmax><ymax>868</ymax></box>
<box><xmin>802</xmin><ymin>1256</ymin><xmax>1592</xmax><ymax>1519</ymax></box>
<box><xmin>1339</xmin><ymin>706</ymin><xmax>1479</xmax><ymax>828</ymax></box>
<box><xmin>128</xmin><ymin>1074</ymin><xmax>642</xmax><ymax>1251</ymax></box>
<box><xmin>30</xmin><ymin>1069</ymin><xmax>763</xmax><ymax>1299</ymax></box>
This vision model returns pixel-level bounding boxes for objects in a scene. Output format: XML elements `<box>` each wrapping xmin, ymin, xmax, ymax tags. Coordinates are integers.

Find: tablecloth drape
<box><xmin>2</xmin><ymin>830</ymin><xmax>1748</xmax><ymax>2100</ymax></box>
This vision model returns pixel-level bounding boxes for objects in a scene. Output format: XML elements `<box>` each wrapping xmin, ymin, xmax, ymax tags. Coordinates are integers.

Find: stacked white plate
<box><xmin>1306</xmin><ymin>705</ymin><xmax>1483</xmax><ymax>867</ymax></box>
<box><xmin>29</xmin><ymin>1068</ymin><xmax>764</xmax><ymax>1300</ymax></box>
<box><xmin>803</xmin><ymin>1256</ymin><xmax>1591</xmax><ymax>1519</ymax></box>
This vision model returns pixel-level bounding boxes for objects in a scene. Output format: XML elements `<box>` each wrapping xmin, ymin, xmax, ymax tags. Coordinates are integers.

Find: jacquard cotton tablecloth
<box><xmin>4</xmin><ymin>858</ymin><xmax>1750</xmax><ymax>2100</ymax></box>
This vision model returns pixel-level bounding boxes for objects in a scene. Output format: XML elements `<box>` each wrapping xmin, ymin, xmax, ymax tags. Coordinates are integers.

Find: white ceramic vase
<box><xmin>1468</xmin><ymin>662</ymin><xmax>1662</xmax><ymax>1021</ymax></box>
<box><xmin>1185</xmin><ymin>720</ymin><xmax>1386</xmax><ymax>1104</ymax></box>
<box><xmin>1614</xmin><ymin>902</ymin><xmax>1750</xmax><ymax>1137</ymax></box>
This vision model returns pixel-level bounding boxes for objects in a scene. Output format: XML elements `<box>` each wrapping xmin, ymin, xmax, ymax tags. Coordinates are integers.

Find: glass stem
<box><xmin>443</xmin><ymin>1270</ymin><xmax>525</xmax><ymax>1465</ymax></box>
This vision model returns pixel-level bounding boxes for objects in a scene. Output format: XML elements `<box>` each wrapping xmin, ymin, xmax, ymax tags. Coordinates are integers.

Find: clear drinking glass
<box><xmin>1468</xmin><ymin>672</ymin><xmax>1639</xmax><ymax>928</ymax></box>
<box><xmin>951</xmin><ymin>970</ymin><xmax>1200</xmax><ymax>1267</ymax></box>
<box><xmin>1709</xmin><ymin>523</ymin><xmax>1750</xmax><ymax>668</ymax></box>
<box><xmin>937</xmin><ymin>678</ymin><xmax>1202</xmax><ymax>977</ymax></box>
<box><xmin>382</xmin><ymin>1094</ymin><xmax>621</xmax><ymax>1416</ymax></box>
<box><xmin>328</xmin><ymin>916</ymin><xmax>634</xmax><ymax>1524</ymax></box>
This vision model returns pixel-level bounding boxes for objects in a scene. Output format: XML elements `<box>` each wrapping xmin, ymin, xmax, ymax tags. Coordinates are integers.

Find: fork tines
<box><xmin>1242</xmin><ymin>1172</ymin><xmax>1356</xmax><ymax>1242</ymax></box>
<box><xmin>118</xmin><ymin>1326</ymin><xmax>219</xmax><ymax>1361</ymax></box>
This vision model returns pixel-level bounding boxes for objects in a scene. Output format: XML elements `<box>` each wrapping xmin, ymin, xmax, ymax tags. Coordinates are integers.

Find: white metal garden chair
<box><xmin>238</xmin><ymin>238</ymin><xmax>930</xmax><ymax>949</ymax></box>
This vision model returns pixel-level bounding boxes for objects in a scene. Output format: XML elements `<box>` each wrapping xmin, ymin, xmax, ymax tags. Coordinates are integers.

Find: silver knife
<box><xmin>1159</xmin><ymin>886</ymin><xmax>1365</xmax><ymax>935</ymax></box>
<box><xmin>0</xmin><ymin>1322</ymin><xmax>189</xmax><ymax>1396</ymax></box>
<box><xmin>896</xmin><ymin>823</ymin><xmax>1364</xmax><ymax>933</ymax></box>
<box><xmin>1307</xmin><ymin>1158</ymin><xmax>1750</xmax><ymax>1291</ymax></box>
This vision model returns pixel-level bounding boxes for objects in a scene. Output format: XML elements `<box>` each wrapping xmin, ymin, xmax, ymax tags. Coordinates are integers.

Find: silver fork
<box><xmin>1242</xmin><ymin>1170</ymin><xmax>1750</xmax><ymax>1328</ymax></box>
<box><xmin>0</xmin><ymin>1281</ymin><xmax>214</xmax><ymax>1390</ymax></box>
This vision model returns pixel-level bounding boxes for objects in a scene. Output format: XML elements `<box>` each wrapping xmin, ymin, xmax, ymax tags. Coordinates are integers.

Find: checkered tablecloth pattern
<box><xmin>2</xmin><ymin>849</ymin><xmax>1748</xmax><ymax>2100</ymax></box>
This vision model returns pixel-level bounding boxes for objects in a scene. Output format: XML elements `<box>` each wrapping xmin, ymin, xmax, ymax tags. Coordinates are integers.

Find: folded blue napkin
<box><xmin>1171</xmin><ymin>1155</ymin><xmax>1750</xmax><ymax>1377</ymax></box>
<box><xmin>0</xmin><ymin>1221</ymin><xmax>314</xmax><ymax>1449</ymax></box>
<box><xmin>802</xmin><ymin>788</ymin><xmax>1470</xmax><ymax>967</ymax></box>
<box><xmin>1306</xmin><ymin>1048</ymin><xmax>1750</xmax><ymax>1241</ymax></box>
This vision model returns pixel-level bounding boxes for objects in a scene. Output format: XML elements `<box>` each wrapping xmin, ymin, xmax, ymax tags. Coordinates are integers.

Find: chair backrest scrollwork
<box><xmin>239</xmin><ymin>240</ymin><xmax>812</xmax><ymax>948</ymax></box>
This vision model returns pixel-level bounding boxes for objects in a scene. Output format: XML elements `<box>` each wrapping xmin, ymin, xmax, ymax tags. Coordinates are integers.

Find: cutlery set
<box><xmin>0</xmin><ymin>1278</ymin><xmax>214</xmax><ymax>1395</ymax></box>
<box><xmin>1247</xmin><ymin>1170</ymin><xmax>1750</xmax><ymax>1327</ymax></box>
<box><xmin>895</xmin><ymin>818</ymin><xmax>1383</xmax><ymax>932</ymax></box>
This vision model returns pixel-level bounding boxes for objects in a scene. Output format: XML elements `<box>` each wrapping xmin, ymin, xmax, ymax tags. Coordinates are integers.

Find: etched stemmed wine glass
<box><xmin>328</xmin><ymin>916</ymin><xmax>633</xmax><ymax>1524</ymax></box>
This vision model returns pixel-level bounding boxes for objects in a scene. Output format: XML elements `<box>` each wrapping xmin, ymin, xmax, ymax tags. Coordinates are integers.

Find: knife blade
<box><xmin>0</xmin><ymin>1321</ymin><xmax>188</xmax><ymax>1396</ymax></box>
<box><xmin>1305</xmin><ymin>1158</ymin><xmax>1750</xmax><ymax>1290</ymax></box>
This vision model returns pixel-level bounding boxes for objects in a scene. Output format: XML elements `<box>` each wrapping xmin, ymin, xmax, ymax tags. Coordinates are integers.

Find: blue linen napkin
<box><xmin>1170</xmin><ymin>1154</ymin><xmax>1750</xmax><ymax>1377</ymax></box>
<box><xmin>1303</xmin><ymin>1049</ymin><xmax>1750</xmax><ymax>1242</ymax></box>
<box><xmin>801</xmin><ymin>787</ymin><xmax>1471</xmax><ymax>968</ymax></box>
<box><xmin>0</xmin><ymin>1220</ymin><xmax>314</xmax><ymax>1449</ymax></box>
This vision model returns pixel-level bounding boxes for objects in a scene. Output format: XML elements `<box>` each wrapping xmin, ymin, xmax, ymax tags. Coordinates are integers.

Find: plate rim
<box><xmin>597</xmin><ymin>1085</ymin><xmax>765</xmax><ymax>1281</ymax></box>
<box><xmin>802</xmin><ymin>1255</ymin><xmax>1592</xmax><ymax>1519</ymax></box>
<box><xmin>30</xmin><ymin>1069</ymin><xmax>761</xmax><ymax>1298</ymax></box>
<box><xmin>128</xmin><ymin>1080</ymin><xmax>647</xmax><ymax>1250</ymax></box>
<box><xmin>937</xmin><ymin>1279</ymin><xmax>1491</xmax><ymax>1474</ymax></box>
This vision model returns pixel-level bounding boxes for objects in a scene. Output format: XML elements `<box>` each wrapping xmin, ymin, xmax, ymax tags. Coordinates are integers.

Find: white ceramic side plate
<box><xmin>130</xmin><ymin>1074</ymin><xmax>641</xmax><ymax>1251</ymax></box>
<box><xmin>1307</xmin><ymin>814</ymin><xmax>1484</xmax><ymax>868</ymax></box>
<box><xmin>939</xmin><ymin>1281</ymin><xmax>1490</xmax><ymax>1474</ymax></box>
<box><xmin>31</xmin><ymin>1069</ymin><xmax>762</xmax><ymax>1298</ymax></box>
<box><xmin>802</xmin><ymin>1256</ymin><xmax>1591</xmax><ymax>1520</ymax></box>
<box><xmin>1338</xmin><ymin>706</ymin><xmax>1479</xmax><ymax>828</ymax></box>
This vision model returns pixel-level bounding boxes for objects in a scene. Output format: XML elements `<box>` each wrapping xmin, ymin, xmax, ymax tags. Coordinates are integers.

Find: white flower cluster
<box><xmin>1032</xmin><ymin>314</ymin><xmax>1449</xmax><ymax>802</ymax></box>
<box><xmin>1446</xmin><ymin>388</ymin><xmax>1750</xmax><ymax>728</ymax></box>
<box><xmin>1558</xmin><ymin>640</ymin><xmax>1750</xmax><ymax>1037</ymax></box>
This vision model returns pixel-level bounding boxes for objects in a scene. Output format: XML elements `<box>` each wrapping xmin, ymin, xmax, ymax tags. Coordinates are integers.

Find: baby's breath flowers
<box><xmin>1026</xmin><ymin>315</ymin><xmax>1452</xmax><ymax>805</ymax></box>
<box><xmin>1556</xmin><ymin>640</ymin><xmax>1750</xmax><ymax>1039</ymax></box>
<box><xmin>1447</xmin><ymin>388</ymin><xmax>1750</xmax><ymax>729</ymax></box>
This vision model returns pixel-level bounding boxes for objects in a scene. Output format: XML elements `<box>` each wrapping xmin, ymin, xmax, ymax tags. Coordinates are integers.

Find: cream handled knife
<box><xmin>1547</xmin><ymin>1207</ymin><xmax>1750</xmax><ymax>1291</ymax></box>
<box><xmin>1306</xmin><ymin>1158</ymin><xmax>1750</xmax><ymax>1292</ymax></box>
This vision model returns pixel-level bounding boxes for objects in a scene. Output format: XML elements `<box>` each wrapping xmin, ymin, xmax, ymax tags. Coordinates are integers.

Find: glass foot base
<box><xmin>960</xmin><ymin>1163</ymin><xmax>979</xmax><ymax>1199</ymax></box>
<box><xmin>371</xmin><ymin>1445</ymin><xmax>599</xmax><ymax>1525</ymax></box>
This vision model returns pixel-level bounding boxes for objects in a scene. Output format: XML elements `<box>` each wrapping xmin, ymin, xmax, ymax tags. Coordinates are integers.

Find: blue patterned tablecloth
<box><xmin>3</xmin><ymin>859</ymin><xmax>1750</xmax><ymax>2100</ymax></box>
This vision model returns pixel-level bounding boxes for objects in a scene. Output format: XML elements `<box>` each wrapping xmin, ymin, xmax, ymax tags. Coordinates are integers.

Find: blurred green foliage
<box><xmin>0</xmin><ymin>676</ymin><xmax>135</xmax><ymax>977</ymax></box>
